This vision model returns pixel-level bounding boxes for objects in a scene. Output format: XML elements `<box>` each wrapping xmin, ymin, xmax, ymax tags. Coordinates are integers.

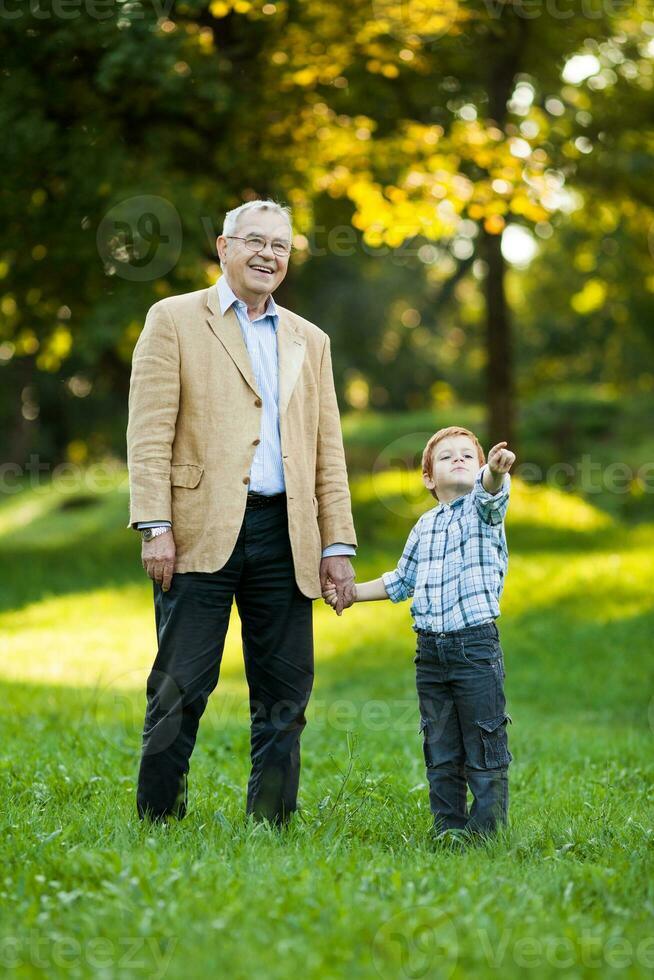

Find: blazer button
<box><xmin>252</xmin><ymin>438</ymin><xmax>260</xmax><ymax>446</ymax></box>
<box><xmin>243</xmin><ymin>476</ymin><xmax>250</xmax><ymax>485</ymax></box>
<box><xmin>254</xmin><ymin>398</ymin><xmax>262</xmax><ymax>407</ymax></box>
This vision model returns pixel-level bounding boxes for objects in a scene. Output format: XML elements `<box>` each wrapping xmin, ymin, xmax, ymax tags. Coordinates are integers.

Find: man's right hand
<box><xmin>142</xmin><ymin>530</ymin><xmax>176</xmax><ymax>592</ymax></box>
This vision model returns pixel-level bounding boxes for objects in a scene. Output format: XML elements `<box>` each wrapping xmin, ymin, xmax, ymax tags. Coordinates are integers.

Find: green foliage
<box><xmin>2</xmin><ymin>2</ymin><xmax>654</xmax><ymax>464</ymax></box>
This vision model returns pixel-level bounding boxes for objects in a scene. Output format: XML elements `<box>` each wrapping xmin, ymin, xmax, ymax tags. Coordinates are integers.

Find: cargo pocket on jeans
<box><xmin>477</xmin><ymin>713</ymin><xmax>512</xmax><ymax>768</ymax></box>
<box><xmin>419</xmin><ymin>718</ymin><xmax>433</xmax><ymax>767</ymax></box>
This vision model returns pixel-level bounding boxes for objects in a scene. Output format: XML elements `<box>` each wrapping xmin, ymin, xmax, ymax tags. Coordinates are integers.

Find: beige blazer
<box><xmin>126</xmin><ymin>285</ymin><xmax>357</xmax><ymax>598</ymax></box>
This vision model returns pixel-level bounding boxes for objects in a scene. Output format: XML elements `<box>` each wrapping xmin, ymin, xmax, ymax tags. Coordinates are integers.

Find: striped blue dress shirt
<box><xmin>382</xmin><ymin>466</ymin><xmax>510</xmax><ymax>633</ymax></box>
<box><xmin>217</xmin><ymin>275</ymin><xmax>285</xmax><ymax>494</ymax></box>
<box><xmin>137</xmin><ymin>276</ymin><xmax>355</xmax><ymax>559</ymax></box>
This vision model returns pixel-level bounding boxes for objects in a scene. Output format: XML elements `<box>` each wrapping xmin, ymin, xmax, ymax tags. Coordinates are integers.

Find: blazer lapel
<box><xmin>205</xmin><ymin>286</ymin><xmax>260</xmax><ymax>396</ymax></box>
<box><xmin>277</xmin><ymin>311</ymin><xmax>306</xmax><ymax>415</ymax></box>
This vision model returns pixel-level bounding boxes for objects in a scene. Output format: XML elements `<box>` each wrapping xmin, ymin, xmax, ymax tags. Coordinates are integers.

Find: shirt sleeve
<box><xmin>322</xmin><ymin>543</ymin><xmax>357</xmax><ymax>558</ymax></box>
<box><xmin>381</xmin><ymin>521</ymin><xmax>421</xmax><ymax>603</ymax></box>
<box><xmin>472</xmin><ymin>466</ymin><xmax>511</xmax><ymax>526</ymax></box>
<box><xmin>135</xmin><ymin>521</ymin><xmax>172</xmax><ymax>530</ymax></box>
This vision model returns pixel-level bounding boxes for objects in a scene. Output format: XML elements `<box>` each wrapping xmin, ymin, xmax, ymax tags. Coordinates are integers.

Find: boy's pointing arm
<box><xmin>474</xmin><ymin>442</ymin><xmax>515</xmax><ymax>526</ymax></box>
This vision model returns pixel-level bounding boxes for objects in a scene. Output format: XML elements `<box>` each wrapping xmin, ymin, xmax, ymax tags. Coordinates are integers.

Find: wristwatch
<box><xmin>141</xmin><ymin>526</ymin><xmax>171</xmax><ymax>542</ymax></box>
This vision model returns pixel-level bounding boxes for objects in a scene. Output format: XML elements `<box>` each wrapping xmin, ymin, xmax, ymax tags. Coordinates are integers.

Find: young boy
<box><xmin>324</xmin><ymin>426</ymin><xmax>515</xmax><ymax>837</ymax></box>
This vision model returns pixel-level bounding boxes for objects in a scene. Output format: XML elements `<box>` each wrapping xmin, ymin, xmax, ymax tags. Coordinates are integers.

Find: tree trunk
<box><xmin>483</xmin><ymin>13</ymin><xmax>529</xmax><ymax>451</ymax></box>
<box><xmin>482</xmin><ymin>226</ymin><xmax>514</xmax><ymax>447</ymax></box>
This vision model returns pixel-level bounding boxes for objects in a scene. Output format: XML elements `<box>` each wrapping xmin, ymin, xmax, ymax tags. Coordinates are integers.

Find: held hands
<box><xmin>487</xmin><ymin>441</ymin><xmax>515</xmax><ymax>476</ymax></box>
<box><xmin>323</xmin><ymin>583</ymin><xmax>357</xmax><ymax>614</ymax></box>
<box><xmin>142</xmin><ymin>530</ymin><xmax>176</xmax><ymax>592</ymax></box>
<box><xmin>319</xmin><ymin>555</ymin><xmax>355</xmax><ymax>616</ymax></box>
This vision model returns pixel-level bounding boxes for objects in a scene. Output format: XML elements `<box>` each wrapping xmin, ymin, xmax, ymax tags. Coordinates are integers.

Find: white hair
<box><xmin>222</xmin><ymin>199</ymin><xmax>292</xmax><ymax>238</ymax></box>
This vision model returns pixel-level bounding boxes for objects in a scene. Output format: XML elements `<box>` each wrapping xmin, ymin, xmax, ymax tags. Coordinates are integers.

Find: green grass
<box><xmin>1</xmin><ymin>466</ymin><xmax>654</xmax><ymax>979</ymax></box>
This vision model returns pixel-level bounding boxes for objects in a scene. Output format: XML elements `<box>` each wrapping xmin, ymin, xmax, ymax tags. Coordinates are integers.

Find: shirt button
<box><xmin>254</xmin><ymin>398</ymin><xmax>262</xmax><ymax>408</ymax></box>
<box><xmin>252</xmin><ymin>438</ymin><xmax>260</xmax><ymax>446</ymax></box>
<box><xmin>243</xmin><ymin>477</ymin><xmax>250</xmax><ymax>485</ymax></box>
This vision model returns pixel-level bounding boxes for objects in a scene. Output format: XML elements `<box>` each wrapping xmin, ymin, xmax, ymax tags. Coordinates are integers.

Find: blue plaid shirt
<box><xmin>382</xmin><ymin>466</ymin><xmax>510</xmax><ymax>634</ymax></box>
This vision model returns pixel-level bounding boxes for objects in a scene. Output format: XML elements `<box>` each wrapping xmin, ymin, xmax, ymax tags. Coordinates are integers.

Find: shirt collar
<box><xmin>436</xmin><ymin>491</ymin><xmax>469</xmax><ymax>514</ymax></box>
<box><xmin>435</xmin><ymin>465</ymin><xmax>507</xmax><ymax>514</ymax></box>
<box><xmin>217</xmin><ymin>275</ymin><xmax>279</xmax><ymax>328</ymax></box>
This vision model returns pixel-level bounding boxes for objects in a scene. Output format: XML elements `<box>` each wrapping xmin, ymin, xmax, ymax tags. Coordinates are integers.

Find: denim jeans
<box><xmin>415</xmin><ymin>620</ymin><xmax>512</xmax><ymax>835</ymax></box>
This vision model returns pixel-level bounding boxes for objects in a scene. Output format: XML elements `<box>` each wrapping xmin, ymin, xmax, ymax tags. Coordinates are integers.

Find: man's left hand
<box><xmin>320</xmin><ymin>556</ymin><xmax>355</xmax><ymax>616</ymax></box>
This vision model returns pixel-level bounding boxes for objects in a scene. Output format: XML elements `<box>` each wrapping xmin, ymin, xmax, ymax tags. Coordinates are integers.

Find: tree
<box><xmin>2</xmin><ymin>0</ymin><xmax>654</xmax><ymax>464</ymax></box>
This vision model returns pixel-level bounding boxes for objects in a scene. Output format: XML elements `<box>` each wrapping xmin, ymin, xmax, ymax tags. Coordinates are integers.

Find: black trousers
<box><xmin>136</xmin><ymin>494</ymin><xmax>314</xmax><ymax>824</ymax></box>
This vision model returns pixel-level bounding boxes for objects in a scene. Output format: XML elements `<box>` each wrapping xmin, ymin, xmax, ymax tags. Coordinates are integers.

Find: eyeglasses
<box><xmin>226</xmin><ymin>235</ymin><xmax>293</xmax><ymax>257</ymax></box>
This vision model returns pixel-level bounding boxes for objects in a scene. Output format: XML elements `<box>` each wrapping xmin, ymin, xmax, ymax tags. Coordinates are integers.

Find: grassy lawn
<box><xmin>1</xmin><ymin>465</ymin><xmax>653</xmax><ymax>979</ymax></box>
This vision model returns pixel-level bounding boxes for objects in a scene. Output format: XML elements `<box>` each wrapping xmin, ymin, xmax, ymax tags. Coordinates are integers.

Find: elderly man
<box><xmin>126</xmin><ymin>199</ymin><xmax>357</xmax><ymax>824</ymax></box>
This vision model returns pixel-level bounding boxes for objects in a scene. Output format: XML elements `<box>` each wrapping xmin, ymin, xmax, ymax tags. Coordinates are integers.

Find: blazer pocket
<box><xmin>171</xmin><ymin>463</ymin><xmax>204</xmax><ymax>488</ymax></box>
